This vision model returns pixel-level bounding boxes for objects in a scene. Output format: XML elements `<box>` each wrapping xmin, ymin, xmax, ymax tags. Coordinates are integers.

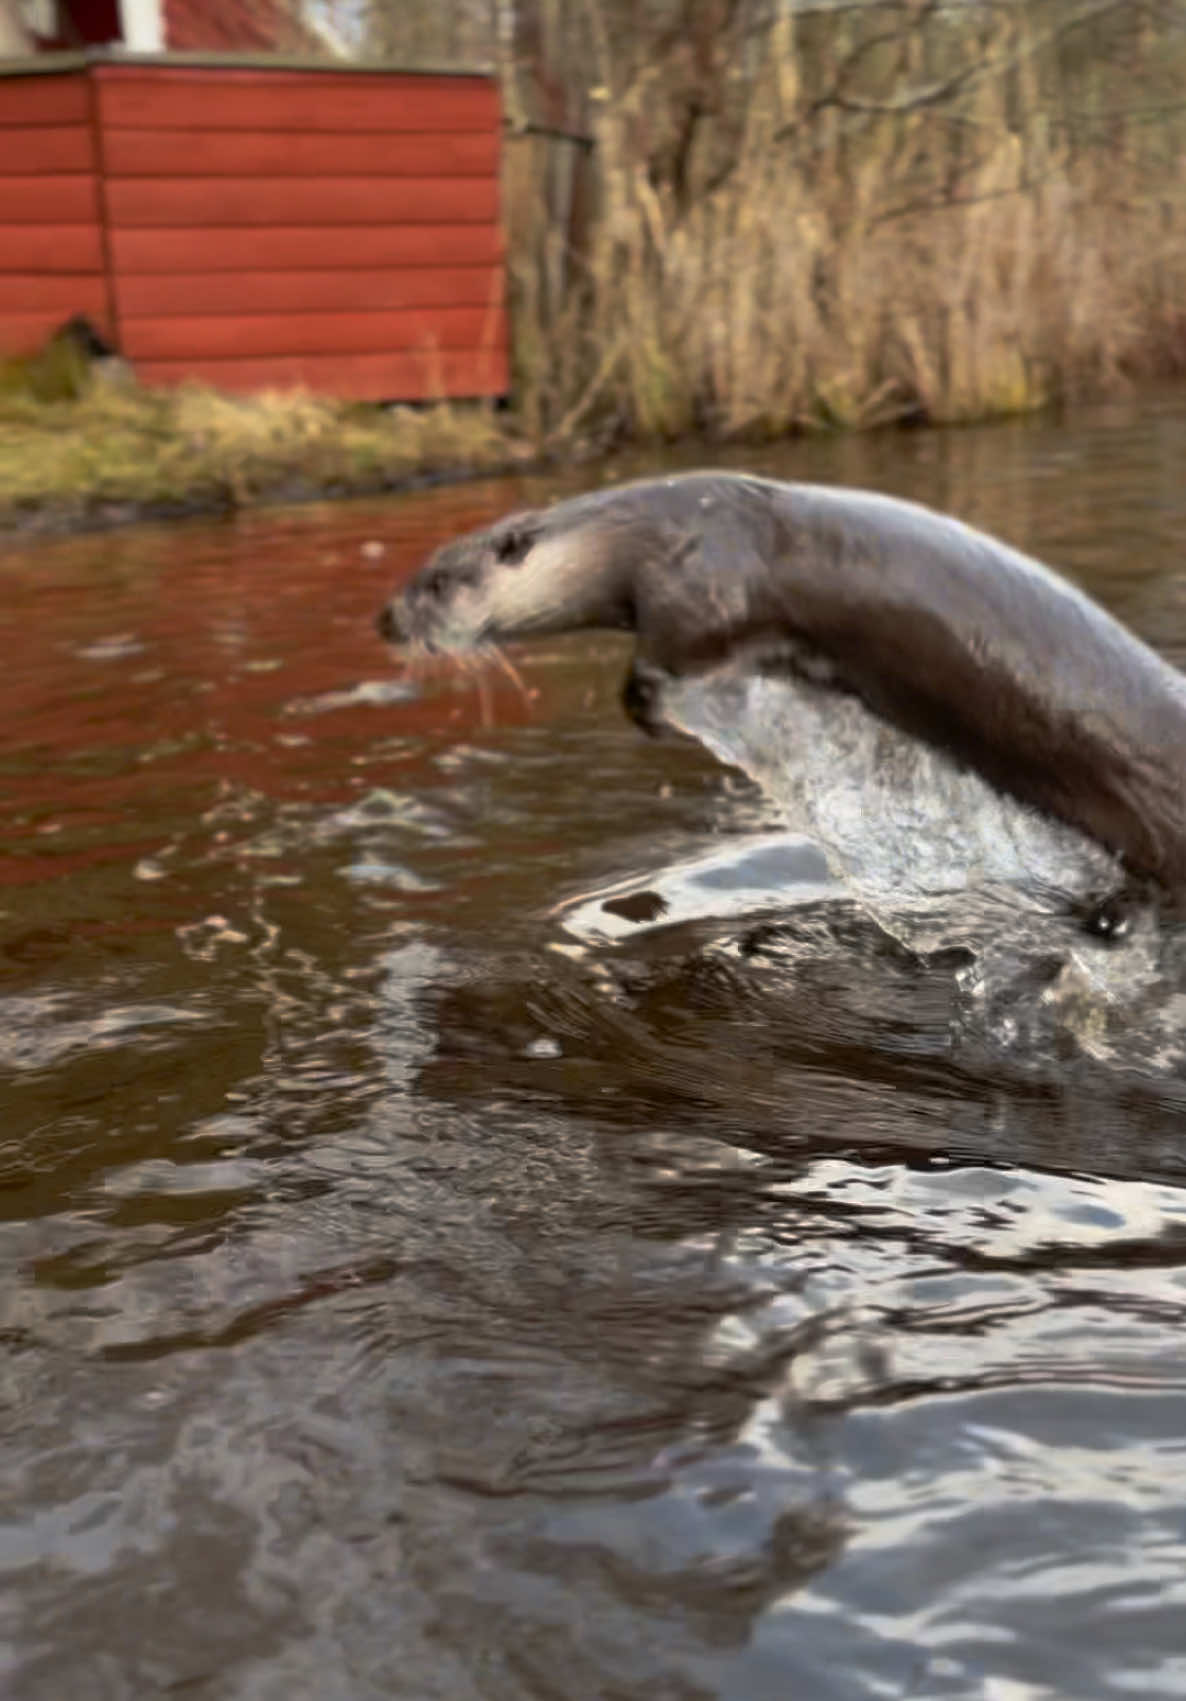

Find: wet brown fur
<box><xmin>377</xmin><ymin>471</ymin><xmax>1186</xmax><ymax>908</ymax></box>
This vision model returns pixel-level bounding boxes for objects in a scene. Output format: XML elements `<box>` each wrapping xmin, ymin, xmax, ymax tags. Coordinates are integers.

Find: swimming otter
<box><xmin>376</xmin><ymin>472</ymin><xmax>1186</xmax><ymax>922</ymax></box>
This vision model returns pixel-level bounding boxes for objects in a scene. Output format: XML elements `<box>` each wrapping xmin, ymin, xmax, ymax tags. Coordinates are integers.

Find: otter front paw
<box><xmin>621</xmin><ymin>661</ymin><xmax>670</xmax><ymax>738</ymax></box>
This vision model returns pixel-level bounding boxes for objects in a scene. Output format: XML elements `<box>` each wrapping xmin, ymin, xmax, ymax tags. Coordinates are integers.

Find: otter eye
<box><xmin>493</xmin><ymin>527</ymin><xmax>532</xmax><ymax>566</ymax></box>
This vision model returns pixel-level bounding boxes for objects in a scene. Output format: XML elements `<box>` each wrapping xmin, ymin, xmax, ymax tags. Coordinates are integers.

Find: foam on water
<box><xmin>549</xmin><ymin>662</ymin><xmax>1186</xmax><ymax>1073</ymax></box>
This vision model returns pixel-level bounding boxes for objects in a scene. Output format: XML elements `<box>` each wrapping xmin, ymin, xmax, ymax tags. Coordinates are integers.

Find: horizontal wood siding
<box><xmin>117</xmin><ymin>266</ymin><xmax>502</xmax><ymax>315</ymax></box>
<box><xmin>94</xmin><ymin>69</ymin><xmax>500</xmax><ymax>132</ymax></box>
<box><xmin>3</xmin><ymin>125</ymin><xmax>95</xmax><ymax>172</ymax></box>
<box><xmin>0</xmin><ymin>274</ymin><xmax>109</xmax><ymax>314</ymax></box>
<box><xmin>122</xmin><ymin>306</ymin><xmax>497</xmax><ymax>360</ymax></box>
<box><xmin>101</xmin><ymin>129</ymin><xmax>500</xmax><ymax>178</ymax></box>
<box><xmin>109</xmin><ymin>224</ymin><xmax>504</xmax><ymax>273</ymax></box>
<box><xmin>0</xmin><ymin>71</ymin><xmax>106</xmax><ymax>355</ymax></box>
<box><xmin>0</xmin><ymin>175</ymin><xmax>102</xmax><ymax>222</ymax></box>
<box><xmin>104</xmin><ymin>176</ymin><xmax>500</xmax><ymax>226</ymax></box>
<box><xmin>95</xmin><ymin>63</ymin><xmax>507</xmax><ymax>400</ymax></box>
<box><xmin>0</xmin><ymin>76</ymin><xmax>90</xmax><ymax>125</ymax></box>
<box><xmin>0</xmin><ymin>225</ymin><xmax>105</xmax><ymax>273</ymax></box>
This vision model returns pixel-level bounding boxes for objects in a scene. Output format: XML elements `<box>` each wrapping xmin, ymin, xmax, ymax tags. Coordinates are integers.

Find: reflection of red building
<box><xmin>0</xmin><ymin>4</ymin><xmax>508</xmax><ymax>402</ymax></box>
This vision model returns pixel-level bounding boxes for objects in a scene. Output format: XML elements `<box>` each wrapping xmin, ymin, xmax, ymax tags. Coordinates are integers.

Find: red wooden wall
<box><xmin>0</xmin><ymin>69</ymin><xmax>110</xmax><ymax>356</ymax></box>
<box><xmin>0</xmin><ymin>57</ymin><xmax>508</xmax><ymax>402</ymax></box>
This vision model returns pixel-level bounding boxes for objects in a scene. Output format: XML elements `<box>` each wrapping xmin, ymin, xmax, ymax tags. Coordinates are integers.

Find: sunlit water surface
<box><xmin>5</xmin><ymin>400</ymin><xmax>1186</xmax><ymax>1699</ymax></box>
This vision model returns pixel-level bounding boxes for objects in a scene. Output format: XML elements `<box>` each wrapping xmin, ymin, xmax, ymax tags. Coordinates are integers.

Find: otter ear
<box><xmin>492</xmin><ymin>524</ymin><xmax>535</xmax><ymax>566</ymax></box>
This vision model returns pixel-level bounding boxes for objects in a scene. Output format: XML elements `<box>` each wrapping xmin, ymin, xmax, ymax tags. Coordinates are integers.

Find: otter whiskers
<box><xmin>457</xmin><ymin>652</ymin><xmax>494</xmax><ymax>728</ymax></box>
<box><xmin>477</xmin><ymin>642</ymin><xmax>531</xmax><ymax>709</ymax></box>
<box><xmin>397</xmin><ymin>639</ymin><xmax>530</xmax><ymax>730</ymax></box>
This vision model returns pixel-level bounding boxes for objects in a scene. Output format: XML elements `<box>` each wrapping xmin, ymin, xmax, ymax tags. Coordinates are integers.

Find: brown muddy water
<box><xmin>5</xmin><ymin>399</ymin><xmax>1186</xmax><ymax>1701</ymax></box>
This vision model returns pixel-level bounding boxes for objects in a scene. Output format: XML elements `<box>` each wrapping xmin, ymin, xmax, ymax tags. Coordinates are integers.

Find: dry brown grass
<box><xmin>512</xmin><ymin>136</ymin><xmax>1186</xmax><ymax>441</ymax></box>
<box><xmin>0</xmin><ymin>380</ymin><xmax>525</xmax><ymax>528</ymax></box>
<box><xmin>504</xmin><ymin>0</ymin><xmax>1186</xmax><ymax>441</ymax></box>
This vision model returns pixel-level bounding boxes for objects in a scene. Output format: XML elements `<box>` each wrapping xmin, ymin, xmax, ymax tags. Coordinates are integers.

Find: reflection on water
<box><xmin>4</xmin><ymin>397</ymin><xmax>1186</xmax><ymax>1698</ymax></box>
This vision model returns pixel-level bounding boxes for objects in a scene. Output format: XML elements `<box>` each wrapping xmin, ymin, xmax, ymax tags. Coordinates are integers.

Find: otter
<box><xmin>376</xmin><ymin>471</ymin><xmax>1186</xmax><ymax>926</ymax></box>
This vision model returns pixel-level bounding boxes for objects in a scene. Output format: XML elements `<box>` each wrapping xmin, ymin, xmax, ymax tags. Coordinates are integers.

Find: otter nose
<box><xmin>376</xmin><ymin>600</ymin><xmax>406</xmax><ymax>644</ymax></box>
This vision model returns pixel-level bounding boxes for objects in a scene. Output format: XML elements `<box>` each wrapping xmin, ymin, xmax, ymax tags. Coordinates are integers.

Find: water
<box><xmin>4</xmin><ymin>398</ymin><xmax>1186</xmax><ymax>1699</ymax></box>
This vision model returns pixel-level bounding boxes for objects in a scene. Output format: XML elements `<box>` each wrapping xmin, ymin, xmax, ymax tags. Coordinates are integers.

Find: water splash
<box><xmin>659</xmin><ymin>664</ymin><xmax>1120</xmax><ymax>904</ymax></box>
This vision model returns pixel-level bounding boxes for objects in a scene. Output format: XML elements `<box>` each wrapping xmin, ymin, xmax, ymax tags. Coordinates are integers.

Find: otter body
<box><xmin>377</xmin><ymin>471</ymin><xmax>1186</xmax><ymax>909</ymax></box>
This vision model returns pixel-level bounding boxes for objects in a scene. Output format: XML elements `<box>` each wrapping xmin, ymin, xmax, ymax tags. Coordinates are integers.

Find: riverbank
<box><xmin>0</xmin><ymin>383</ymin><xmax>553</xmax><ymax>540</ymax></box>
<box><xmin>0</xmin><ymin>372</ymin><xmax>1167</xmax><ymax>542</ymax></box>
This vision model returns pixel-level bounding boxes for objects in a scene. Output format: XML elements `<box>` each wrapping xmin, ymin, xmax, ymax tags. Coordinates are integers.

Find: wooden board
<box><xmin>0</xmin><ymin>224</ymin><xmax>105</xmax><ymax>273</ymax></box>
<box><xmin>0</xmin><ymin>66</ymin><xmax>507</xmax><ymax>400</ymax></box>
<box><xmin>0</xmin><ymin>176</ymin><xmax>100</xmax><ymax>223</ymax></box>
<box><xmin>134</xmin><ymin>346</ymin><xmax>509</xmax><ymax>400</ymax></box>
<box><xmin>116</xmin><ymin>266</ymin><xmax>503</xmax><ymax>316</ymax></box>
<box><xmin>104</xmin><ymin>176</ymin><xmax>499</xmax><ymax>227</ymax></box>
<box><xmin>0</xmin><ymin>76</ymin><xmax>90</xmax><ymax>126</ymax></box>
<box><xmin>0</xmin><ymin>274</ymin><xmax>108</xmax><ymax>315</ymax></box>
<box><xmin>5</xmin><ymin>125</ymin><xmax>96</xmax><ymax>174</ymax></box>
<box><xmin>101</xmin><ymin>128</ymin><xmax>500</xmax><ymax>179</ymax></box>
<box><xmin>96</xmin><ymin>71</ymin><xmax>500</xmax><ymax>134</ymax></box>
<box><xmin>109</xmin><ymin>223</ymin><xmax>504</xmax><ymax>273</ymax></box>
<box><xmin>120</xmin><ymin>306</ymin><xmax>503</xmax><ymax>360</ymax></box>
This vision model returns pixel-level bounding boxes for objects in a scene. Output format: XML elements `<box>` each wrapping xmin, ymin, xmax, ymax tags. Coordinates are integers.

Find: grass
<box><xmin>0</xmin><ymin>379</ymin><xmax>531</xmax><ymax>534</ymax></box>
<box><xmin>507</xmin><ymin>112</ymin><xmax>1186</xmax><ymax>445</ymax></box>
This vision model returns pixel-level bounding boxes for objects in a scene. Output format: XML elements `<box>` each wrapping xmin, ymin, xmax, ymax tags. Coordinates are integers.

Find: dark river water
<box><xmin>5</xmin><ymin>399</ymin><xmax>1186</xmax><ymax>1701</ymax></box>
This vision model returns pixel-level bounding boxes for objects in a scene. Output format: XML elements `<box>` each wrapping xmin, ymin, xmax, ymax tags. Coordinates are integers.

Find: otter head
<box><xmin>375</xmin><ymin>498</ymin><xmax>642</xmax><ymax>658</ymax></box>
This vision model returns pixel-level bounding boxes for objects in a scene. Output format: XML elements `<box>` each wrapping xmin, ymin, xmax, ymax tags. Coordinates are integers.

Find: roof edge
<box><xmin>0</xmin><ymin>47</ymin><xmax>494</xmax><ymax>80</ymax></box>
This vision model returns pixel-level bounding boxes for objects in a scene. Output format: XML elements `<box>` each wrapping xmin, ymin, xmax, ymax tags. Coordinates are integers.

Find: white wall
<box><xmin>117</xmin><ymin>0</ymin><xmax>163</xmax><ymax>51</ymax></box>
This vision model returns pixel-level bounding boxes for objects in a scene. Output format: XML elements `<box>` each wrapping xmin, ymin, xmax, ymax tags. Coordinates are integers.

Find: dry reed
<box><xmin>498</xmin><ymin>0</ymin><xmax>1186</xmax><ymax>440</ymax></box>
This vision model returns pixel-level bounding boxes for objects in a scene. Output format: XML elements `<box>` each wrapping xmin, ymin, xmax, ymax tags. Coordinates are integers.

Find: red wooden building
<box><xmin>0</xmin><ymin>43</ymin><xmax>508</xmax><ymax>401</ymax></box>
<box><xmin>12</xmin><ymin>0</ymin><xmax>310</xmax><ymax>55</ymax></box>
